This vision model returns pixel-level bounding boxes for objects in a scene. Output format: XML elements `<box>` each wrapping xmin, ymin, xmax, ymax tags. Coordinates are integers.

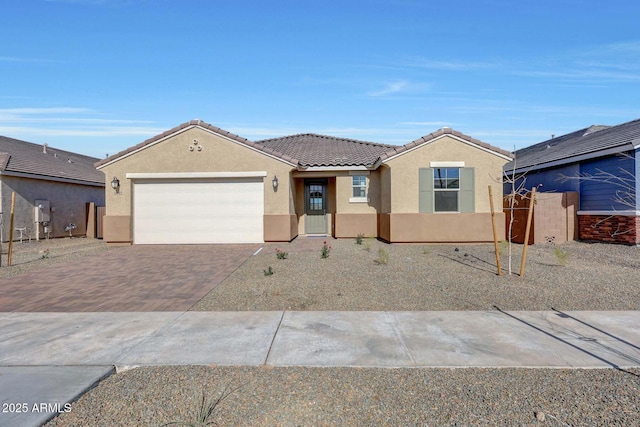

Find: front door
<box><xmin>304</xmin><ymin>179</ymin><xmax>328</xmax><ymax>234</ymax></box>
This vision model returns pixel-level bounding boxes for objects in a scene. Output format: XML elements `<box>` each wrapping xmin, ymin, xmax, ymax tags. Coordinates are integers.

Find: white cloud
<box><xmin>512</xmin><ymin>68</ymin><xmax>640</xmax><ymax>83</ymax></box>
<box><xmin>404</xmin><ymin>58</ymin><xmax>496</xmax><ymax>70</ymax></box>
<box><xmin>0</xmin><ymin>107</ymin><xmax>93</xmax><ymax>119</ymax></box>
<box><xmin>368</xmin><ymin>80</ymin><xmax>411</xmax><ymax>97</ymax></box>
<box><xmin>0</xmin><ymin>125</ymin><xmax>163</xmax><ymax>137</ymax></box>
<box><xmin>367</xmin><ymin>80</ymin><xmax>430</xmax><ymax>97</ymax></box>
<box><xmin>0</xmin><ymin>107</ymin><xmax>161</xmax><ymax>138</ymax></box>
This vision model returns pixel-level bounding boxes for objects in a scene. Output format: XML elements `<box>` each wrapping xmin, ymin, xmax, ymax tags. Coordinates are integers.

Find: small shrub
<box><xmin>41</xmin><ymin>248</ymin><xmax>50</xmax><ymax>259</ymax></box>
<box><xmin>355</xmin><ymin>233</ymin><xmax>365</xmax><ymax>245</ymax></box>
<box><xmin>498</xmin><ymin>240</ymin><xmax>508</xmax><ymax>255</ymax></box>
<box><xmin>263</xmin><ymin>266</ymin><xmax>274</xmax><ymax>276</ymax></box>
<box><xmin>160</xmin><ymin>384</ymin><xmax>242</xmax><ymax>427</ymax></box>
<box><xmin>275</xmin><ymin>248</ymin><xmax>288</xmax><ymax>260</ymax></box>
<box><xmin>374</xmin><ymin>247</ymin><xmax>389</xmax><ymax>265</ymax></box>
<box><xmin>321</xmin><ymin>241</ymin><xmax>332</xmax><ymax>258</ymax></box>
<box><xmin>421</xmin><ymin>246</ymin><xmax>431</xmax><ymax>255</ymax></box>
<box><xmin>553</xmin><ymin>247</ymin><xmax>570</xmax><ymax>266</ymax></box>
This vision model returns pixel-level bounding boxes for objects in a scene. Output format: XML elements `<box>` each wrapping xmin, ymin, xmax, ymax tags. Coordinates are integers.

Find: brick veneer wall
<box><xmin>578</xmin><ymin>214</ymin><xmax>639</xmax><ymax>245</ymax></box>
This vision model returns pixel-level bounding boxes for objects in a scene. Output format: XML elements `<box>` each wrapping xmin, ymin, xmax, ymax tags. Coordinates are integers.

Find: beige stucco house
<box><xmin>96</xmin><ymin>120</ymin><xmax>511</xmax><ymax>244</ymax></box>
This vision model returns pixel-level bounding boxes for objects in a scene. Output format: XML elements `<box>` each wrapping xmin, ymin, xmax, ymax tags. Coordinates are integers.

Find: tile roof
<box><xmin>256</xmin><ymin>133</ymin><xmax>395</xmax><ymax>167</ymax></box>
<box><xmin>95</xmin><ymin>120</ymin><xmax>299</xmax><ymax>168</ymax></box>
<box><xmin>0</xmin><ymin>135</ymin><xmax>105</xmax><ymax>185</ymax></box>
<box><xmin>506</xmin><ymin>118</ymin><xmax>640</xmax><ymax>172</ymax></box>
<box><xmin>97</xmin><ymin>120</ymin><xmax>512</xmax><ymax>170</ymax></box>
<box><xmin>378</xmin><ymin>127</ymin><xmax>513</xmax><ymax>161</ymax></box>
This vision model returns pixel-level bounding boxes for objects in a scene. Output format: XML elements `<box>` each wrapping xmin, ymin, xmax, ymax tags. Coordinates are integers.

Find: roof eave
<box><xmin>96</xmin><ymin>120</ymin><xmax>298</xmax><ymax>169</ymax></box>
<box><xmin>296</xmin><ymin>164</ymin><xmax>375</xmax><ymax>172</ymax></box>
<box><xmin>381</xmin><ymin>129</ymin><xmax>513</xmax><ymax>164</ymax></box>
<box><xmin>0</xmin><ymin>170</ymin><xmax>105</xmax><ymax>187</ymax></box>
<box><xmin>505</xmin><ymin>142</ymin><xmax>635</xmax><ymax>175</ymax></box>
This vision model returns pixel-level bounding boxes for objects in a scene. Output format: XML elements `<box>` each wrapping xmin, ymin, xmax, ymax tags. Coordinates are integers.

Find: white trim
<box><xmin>0</xmin><ymin>170</ymin><xmax>104</xmax><ymax>187</ymax></box>
<box><xmin>97</xmin><ymin>124</ymin><xmax>297</xmax><ymax>169</ymax></box>
<box><xmin>349</xmin><ymin>197</ymin><xmax>368</xmax><ymax>203</ymax></box>
<box><xmin>382</xmin><ymin>134</ymin><xmax>513</xmax><ymax>163</ymax></box>
<box><xmin>507</xmin><ymin>144</ymin><xmax>634</xmax><ymax>175</ymax></box>
<box><xmin>632</xmin><ymin>138</ymin><xmax>640</xmax><ymax>149</ymax></box>
<box><xmin>430</xmin><ymin>161</ymin><xmax>465</xmax><ymax>168</ymax></box>
<box><xmin>349</xmin><ymin>170</ymin><xmax>370</xmax><ymax>176</ymax></box>
<box><xmin>126</xmin><ymin>171</ymin><xmax>267</xmax><ymax>179</ymax></box>
<box><xmin>577</xmin><ymin>210</ymin><xmax>640</xmax><ymax>216</ymax></box>
<box><xmin>300</xmin><ymin>165</ymin><xmax>371</xmax><ymax>171</ymax></box>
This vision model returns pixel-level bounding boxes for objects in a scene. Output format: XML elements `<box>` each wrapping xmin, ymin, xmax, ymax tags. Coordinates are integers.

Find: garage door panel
<box><xmin>133</xmin><ymin>178</ymin><xmax>264</xmax><ymax>244</ymax></box>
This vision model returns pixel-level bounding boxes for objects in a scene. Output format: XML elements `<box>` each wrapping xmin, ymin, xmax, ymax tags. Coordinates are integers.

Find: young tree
<box><xmin>502</xmin><ymin>151</ymin><xmax>540</xmax><ymax>275</ymax></box>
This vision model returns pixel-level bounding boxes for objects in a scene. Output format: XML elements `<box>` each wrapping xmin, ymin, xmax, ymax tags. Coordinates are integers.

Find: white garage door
<box><xmin>133</xmin><ymin>178</ymin><xmax>264</xmax><ymax>244</ymax></box>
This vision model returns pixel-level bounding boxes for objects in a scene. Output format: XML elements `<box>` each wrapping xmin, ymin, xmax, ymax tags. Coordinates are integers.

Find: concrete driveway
<box><xmin>0</xmin><ymin>244</ymin><xmax>261</xmax><ymax>312</ymax></box>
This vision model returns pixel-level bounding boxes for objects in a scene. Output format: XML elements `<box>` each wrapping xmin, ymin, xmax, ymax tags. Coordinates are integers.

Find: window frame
<box><xmin>350</xmin><ymin>175</ymin><xmax>368</xmax><ymax>203</ymax></box>
<box><xmin>433</xmin><ymin>167</ymin><xmax>460</xmax><ymax>212</ymax></box>
<box><xmin>419</xmin><ymin>166</ymin><xmax>475</xmax><ymax>214</ymax></box>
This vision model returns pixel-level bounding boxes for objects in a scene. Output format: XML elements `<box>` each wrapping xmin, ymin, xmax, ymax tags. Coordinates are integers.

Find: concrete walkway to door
<box><xmin>0</xmin><ymin>244</ymin><xmax>261</xmax><ymax>312</ymax></box>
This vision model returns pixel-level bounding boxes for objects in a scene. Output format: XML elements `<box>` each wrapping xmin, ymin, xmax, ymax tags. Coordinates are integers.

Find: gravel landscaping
<box><xmin>0</xmin><ymin>237</ymin><xmax>109</xmax><ymax>279</ymax></box>
<box><xmin>47</xmin><ymin>365</ymin><xmax>640</xmax><ymax>426</ymax></box>
<box><xmin>4</xmin><ymin>237</ymin><xmax>636</xmax><ymax>426</ymax></box>
<box><xmin>192</xmin><ymin>237</ymin><xmax>640</xmax><ymax>311</ymax></box>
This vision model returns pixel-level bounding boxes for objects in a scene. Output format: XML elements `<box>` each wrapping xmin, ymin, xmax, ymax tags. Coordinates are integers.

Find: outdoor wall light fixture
<box><xmin>111</xmin><ymin>176</ymin><xmax>120</xmax><ymax>194</ymax></box>
<box><xmin>272</xmin><ymin>175</ymin><xmax>278</xmax><ymax>190</ymax></box>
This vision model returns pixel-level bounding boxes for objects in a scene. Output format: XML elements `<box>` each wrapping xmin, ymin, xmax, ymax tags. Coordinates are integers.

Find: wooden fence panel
<box><xmin>503</xmin><ymin>194</ymin><xmax>534</xmax><ymax>245</ymax></box>
<box><xmin>96</xmin><ymin>206</ymin><xmax>106</xmax><ymax>239</ymax></box>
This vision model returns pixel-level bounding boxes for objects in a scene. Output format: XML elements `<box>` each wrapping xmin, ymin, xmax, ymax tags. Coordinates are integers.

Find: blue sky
<box><xmin>1</xmin><ymin>0</ymin><xmax>640</xmax><ymax>159</ymax></box>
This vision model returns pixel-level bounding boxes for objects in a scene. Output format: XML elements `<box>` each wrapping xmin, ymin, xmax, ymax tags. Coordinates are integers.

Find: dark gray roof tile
<box><xmin>506</xmin><ymin>118</ymin><xmax>640</xmax><ymax>172</ymax></box>
<box><xmin>0</xmin><ymin>136</ymin><xmax>104</xmax><ymax>185</ymax></box>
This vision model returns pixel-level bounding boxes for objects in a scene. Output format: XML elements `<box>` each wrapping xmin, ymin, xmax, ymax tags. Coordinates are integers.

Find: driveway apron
<box><xmin>0</xmin><ymin>244</ymin><xmax>260</xmax><ymax>312</ymax></box>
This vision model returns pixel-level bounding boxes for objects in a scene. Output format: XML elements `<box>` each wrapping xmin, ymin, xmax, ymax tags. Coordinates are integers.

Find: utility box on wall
<box><xmin>34</xmin><ymin>200</ymin><xmax>51</xmax><ymax>223</ymax></box>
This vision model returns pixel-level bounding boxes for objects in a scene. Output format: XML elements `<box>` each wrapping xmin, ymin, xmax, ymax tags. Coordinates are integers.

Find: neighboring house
<box><xmin>504</xmin><ymin>118</ymin><xmax>640</xmax><ymax>245</ymax></box>
<box><xmin>95</xmin><ymin>120</ymin><xmax>512</xmax><ymax>244</ymax></box>
<box><xmin>0</xmin><ymin>136</ymin><xmax>105</xmax><ymax>241</ymax></box>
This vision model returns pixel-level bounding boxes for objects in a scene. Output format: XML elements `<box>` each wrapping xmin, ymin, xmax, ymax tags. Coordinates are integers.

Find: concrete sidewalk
<box><xmin>1</xmin><ymin>310</ymin><xmax>639</xmax><ymax>426</ymax></box>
